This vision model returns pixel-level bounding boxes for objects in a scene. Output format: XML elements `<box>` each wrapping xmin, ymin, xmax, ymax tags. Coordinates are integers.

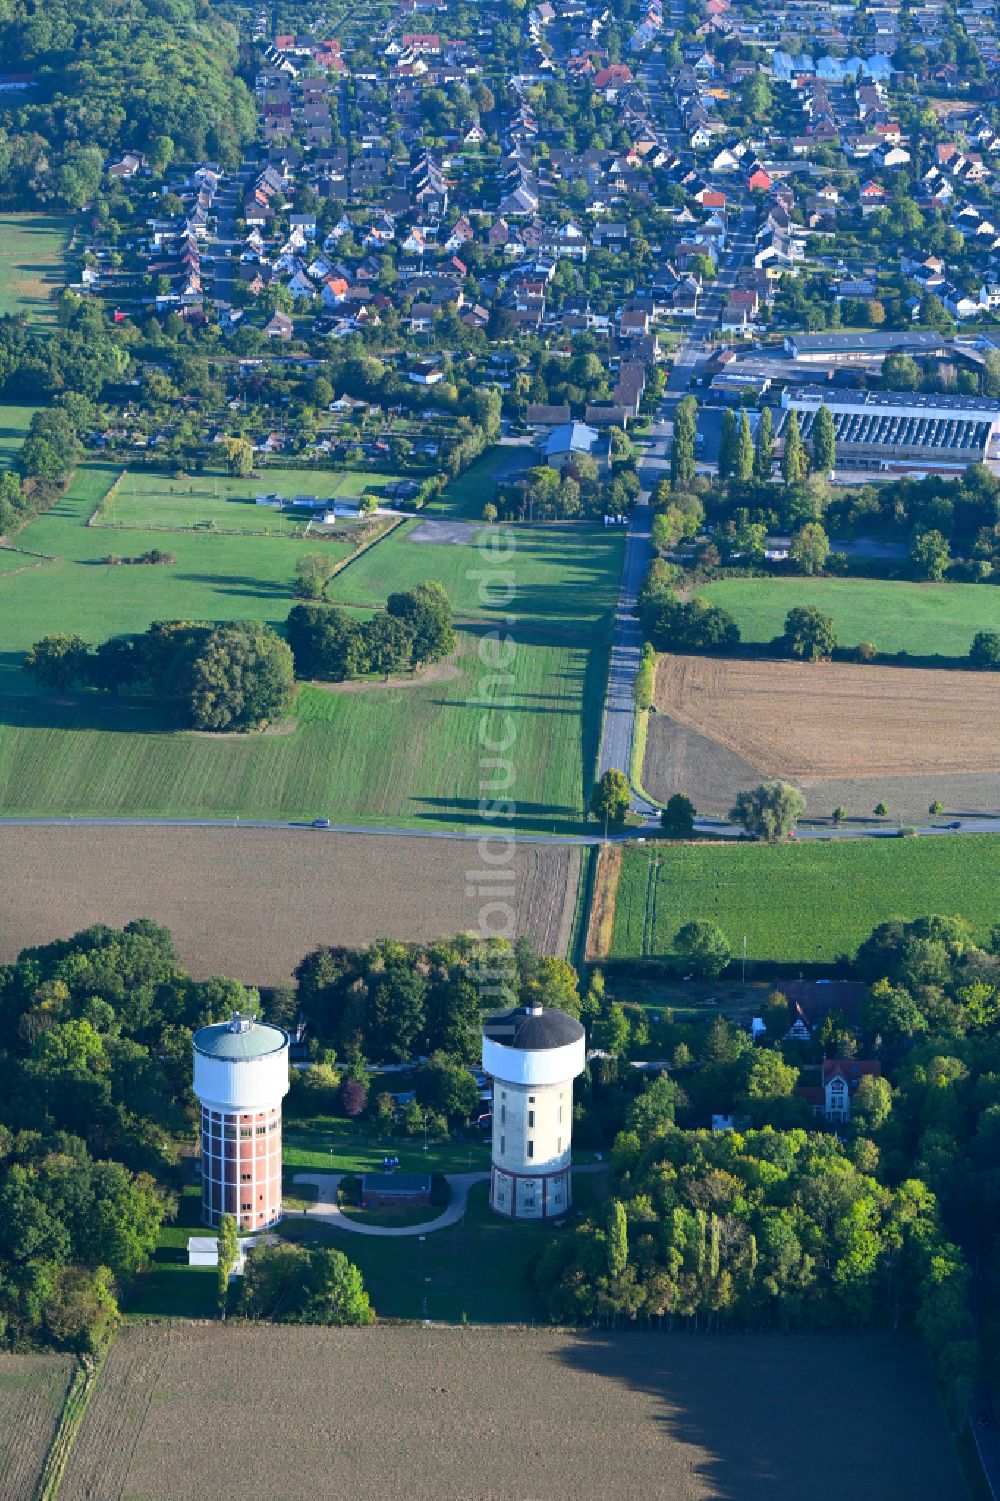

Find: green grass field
<box><xmin>329</xmin><ymin>516</ymin><xmax>623</xmax><ymax>632</ymax></box>
<box><xmin>0</xmin><ymin>214</ymin><xmax>71</xmax><ymax>323</ymax></box>
<box><xmin>427</xmin><ymin>446</ymin><xmax>534</xmax><ymax>519</ymax></box>
<box><xmin>0</xmin><ymin>465</ymin><xmax>618</xmax><ymax>829</ymax></box>
<box><xmin>700</xmin><ymin>577</ymin><xmax>1000</xmax><ymax>658</ymax></box>
<box><xmin>0</xmin><ymin>403</ymin><xmax>35</xmax><ymax>472</ymax></box>
<box><xmin>95</xmin><ymin>466</ymin><xmax>404</xmax><ymax>535</ymax></box>
<box><xmin>610</xmin><ymin>836</ymin><xmax>1000</xmax><ymax>964</ymax></box>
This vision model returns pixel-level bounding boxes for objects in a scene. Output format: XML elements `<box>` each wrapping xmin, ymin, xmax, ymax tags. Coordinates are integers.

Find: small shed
<box><xmin>187</xmin><ymin>1235</ymin><xmax>258</xmax><ymax>1277</ymax></box>
<box><xmin>360</xmin><ymin>1172</ymin><xmax>432</xmax><ymax>1209</ymax></box>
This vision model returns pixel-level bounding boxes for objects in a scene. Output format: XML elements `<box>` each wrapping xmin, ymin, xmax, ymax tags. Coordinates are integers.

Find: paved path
<box><xmin>292</xmin><ymin>1171</ymin><xmax>489</xmax><ymax>1237</ymax></box>
<box><xmin>596</xmin><ymin>499</ymin><xmax>655</xmax><ymax>815</ymax></box>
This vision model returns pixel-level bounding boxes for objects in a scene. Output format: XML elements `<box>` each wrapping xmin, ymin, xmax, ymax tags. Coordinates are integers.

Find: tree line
<box><xmin>287</xmin><ymin>581</ymin><xmax>456</xmax><ymax>682</ymax></box>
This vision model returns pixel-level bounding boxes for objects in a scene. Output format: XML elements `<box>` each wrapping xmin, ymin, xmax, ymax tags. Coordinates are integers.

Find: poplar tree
<box><xmin>607</xmin><ymin>1199</ymin><xmax>629</xmax><ymax>1279</ymax></box>
<box><xmin>735</xmin><ymin>410</ymin><xmax>754</xmax><ymax>483</ymax></box>
<box><xmin>754</xmin><ymin>405</ymin><xmax>775</xmax><ymax>479</ymax></box>
<box><xmin>718</xmin><ymin>407</ymin><xmax>737</xmax><ymax>480</ymax></box>
<box><xmin>812</xmin><ymin>403</ymin><xmax>836</xmax><ymax>474</ymax></box>
<box><xmin>781</xmin><ymin>410</ymin><xmax>808</xmax><ymax>486</ymax></box>
<box><xmin>670</xmin><ymin>396</ymin><xmax>698</xmax><ymax>489</ymax></box>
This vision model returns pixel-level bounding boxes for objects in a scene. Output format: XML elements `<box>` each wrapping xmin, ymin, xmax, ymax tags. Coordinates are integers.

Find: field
<box><xmin>93</xmin><ymin>465</ymin><xmax>404</xmax><ymax>535</ymax></box>
<box><xmin>0</xmin><ymin>1349</ymin><xmax>75</xmax><ymax>1498</ymax></box>
<box><xmin>0</xmin><ymin>465</ymin><xmax>620</xmax><ymax>830</ymax></box>
<box><xmin>0</xmin><ymin>213</ymin><xmax>71</xmax><ymax>323</ymax></box>
<box><xmin>699</xmin><ymin>576</ymin><xmax>1000</xmax><ymax>658</ymax></box>
<box><xmin>610</xmin><ymin>837</ymin><xmax>1000</xmax><ymax>964</ymax></box>
<box><xmin>0</xmin><ymin>826</ymin><xmax>582</xmax><ymax>980</ymax></box>
<box><xmin>0</xmin><ymin>402</ymin><xmax>35</xmax><ymax>473</ymax></box>
<box><xmin>58</xmin><ymin>1322</ymin><xmax>965</xmax><ymax>1501</ymax></box>
<box><xmin>644</xmin><ymin>653</ymin><xmax>1000</xmax><ymax>822</ymax></box>
<box><xmin>425</xmin><ymin>444</ymin><xmax>533</xmax><ymax>518</ymax></box>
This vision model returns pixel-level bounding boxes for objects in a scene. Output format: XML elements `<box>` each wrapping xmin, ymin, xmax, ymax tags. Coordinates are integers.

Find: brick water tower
<box><xmin>192</xmin><ymin>1013</ymin><xmax>289</xmax><ymax>1232</ymax></box>
<box><xmin>482</xmin><ymin>1002</ymin><xmax>586</xmax><ymax>1220</ymax></box>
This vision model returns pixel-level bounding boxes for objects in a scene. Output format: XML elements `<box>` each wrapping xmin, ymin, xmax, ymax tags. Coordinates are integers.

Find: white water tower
<box><xmin>192</xmin><ymin>1013</ymin><xmax>290</xmax><ymax>1232</ymax></box>
<box><xmin>482</xmin><ymin>1002</ymin><xmax>586</xmax><ymax>1220</ymax></box>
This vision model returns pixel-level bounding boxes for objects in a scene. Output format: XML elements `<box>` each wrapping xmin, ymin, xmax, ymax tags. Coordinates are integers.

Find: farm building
<box><xmin>360</xmin><ymin>1172</ymin><xmax>432</xmax><ymax>1208</ymax></box>
<box><xmin>777</xmin><ymin>386</ymin><xmax>1000</xmax><ymax>472</ymax></box>
<box><xmin>482</xmin><ymin>1001</ymin><xmax>586</xmax><ymax>1221</ymax></box>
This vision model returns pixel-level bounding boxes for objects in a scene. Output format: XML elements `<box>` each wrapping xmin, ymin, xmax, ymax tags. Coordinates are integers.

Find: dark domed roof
<box><xmin>483</xmin><ymin>1004</ymin><xmax>584</xmax><ymax>1051</ymax></box>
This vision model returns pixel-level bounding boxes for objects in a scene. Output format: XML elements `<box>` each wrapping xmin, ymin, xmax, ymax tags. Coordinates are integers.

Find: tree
<box><xmin>781</xmin><ymin>410</ymin><xmax>808</xmax><ymax>486</ymax></box>
<box><xmin>417</xmin><ymin>1054</ymin><xmax>480</xmax><ymax>1121</ymax></box>
<box><xmin>222</xmin><ymin>437</ymin><xmax>254</xmax><ymax>477</ymax></box>
<box><xmin>670</xmin><ymin>396</ymin><xmax>697</xmax><ymax>490</ymax></box>
<box><xmin>833</xmin><ymin>805</ymin><xmax>848</xmax><ymax>823</ymax></box>
<box><xmin>386</xmin><ymin>581</ymin><xmax>456</xmax><ymax>666</ymax></box>
<box><xmin>811</xmin><ymin>403</ymin><xmax>836</xmax><ymax>475</ymax></box>
<box><xmin>754</xmin><ymin>406</ymin><xmax>774</xmax><ymax>479</ymax></box>
<box><xmin>216</xmin><ymin>1212</ymin><xmax>238</xmax><ymax>1313</ymax></box>
<box><xmin>853</xmin><ymin>1075</ymin><xmax>892</xmax><ymax>1131</ymax></box>
<box><xmin>187</xmin><ymin>622</ymin><xmax>295</xmax><ymax>731</ymax></box>
<box><xmin>882</xmin><ymin>353</ymin><xmax>921</xmax><ymax>391</ymax></box>
<box><xmin>874</xmin><ymin>802</ymin><xmax>888</xmax><ymax>818</ymax></box>
<box><xmin>969</xmin><ymin>631</ymin><xmax>1000</xmax><ymax>668</ymax></box>
<box><xmin>929</xmin><ymin>801</ymin><xmax>944</xmax><ymax>815</ymax></box>
<box><xmin>731</xmin><ymin>781</ymin><xmax>806</xmax><ymax>840</ymax></box>
<box><xmin>294</xmin><ymin>551</ymin><xmax>338</xmax><ymax>599</ymax></box>
<box><xmin>661</xmin><ymin>792</ymin><xmax>696</xmax><ymax>837</ymax></box>
<box><xmin>607</xmin><ymin>1199</ymin><xmax>629</xmax><ymax>1278</ymax></box>
<box><xmin>911</xmin><ymin>528</ymin><xmax>950</xmax><ymax>581</ymax></box>
<box><xmin>743</xmin><ymin>1050</ymin><xmax>799</xmax><ymax>1100</ymax></box>
<box><xmin>790</xmin><ymin>521</ymin><xmax>830</xmax><ymax>576</ymax></box>
<box><xmin>734</xmin><ymin>411</ymin><xmax>754</xmax><ymax>483</ymax></box>
<box><xmin>718</xmin><ymin>408</ymin><xmax>737</xmax><ymax>481</ymax></box>
<box><xmin>339</xmin><ymin>1078</ymin><xmax>368</xmax><ymax>1117</ymax></box>
<box><xmin>782</xmin><ymin>604</ymin><xmax>837</xmax><ymax>660</ymax></box>
<box><xmin>741</xmin><ymin>69</ymin><xmax>773</xmax><ymax>123</ymax></box>
<box><xmin>24</xmin><ymin>633</ymin><xmax>91</xmax><ymax>691</ymax></box>
<box><xmin>675</xmin><ymin>920</ymin><xmax>731</xmax><ymax>979</ymax></box>
<box><xmin>590</xmin><ymin>768</ymin><xmax>631</xmax><ymax>828</ymax></box>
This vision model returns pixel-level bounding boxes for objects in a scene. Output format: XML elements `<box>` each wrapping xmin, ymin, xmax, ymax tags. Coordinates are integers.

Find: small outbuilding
<box><xmin>360</xmin><ymin>1172</ymin><xmax>432</xmax><ymax>1208</ymax></box>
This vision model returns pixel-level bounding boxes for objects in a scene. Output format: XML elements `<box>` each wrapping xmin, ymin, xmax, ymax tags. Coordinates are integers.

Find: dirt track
<box><xmin>0</xmin><ymin>827</ymin><xmax>580</xmax><ymax>981</ymax></box>
<box><xmin>60</xmin><ymin>1323</ymin><xmax>963</xmax><ymax>1501</ymax></box>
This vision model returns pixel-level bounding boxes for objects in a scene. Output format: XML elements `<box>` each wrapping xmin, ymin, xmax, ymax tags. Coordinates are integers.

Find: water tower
<box><xmin>192</xmin><ymin>1013</ymin><xmax>290</xmax><ymax>1232</ymax></box>
<box><xmin>482</xmin><ymin>1002</ymin><xmax>586</xmax><ymax>1220</ymax></box>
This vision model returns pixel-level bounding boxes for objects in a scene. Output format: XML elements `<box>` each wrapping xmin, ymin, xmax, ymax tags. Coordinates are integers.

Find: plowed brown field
<box><xmin>0</xmin><ymin>827</ymin><xmax>580</xmax><ymax>981</ymax></box>
<box><xmin>654</xmin><ymin>654</ymin><xmax>1000</xmax><ymax>779</ymax></box>
<box><xmin>0</xmin><ymin>1350</ymin><xmax>74</xmax><ymax>1498</ymax></box>
<box><xmin>59</xmin><ymin>1323</ymin><xmax>963</xmax><ymax>1501</ymax></box>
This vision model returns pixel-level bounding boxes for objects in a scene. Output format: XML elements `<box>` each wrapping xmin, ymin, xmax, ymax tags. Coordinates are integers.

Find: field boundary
<box><xmin>34</xmin><ymin>1352</ymin><xmax>103</xmax><ymax>1501</ymax></box>
<box><xmin>585</xmin><ymin>843</ymin><xmax>622</xmax><ymax>962</ymax></box>
<box><xmin>629</xmin><ymin>707</ymin><xmax>665</xmax><ymax>810</ymax></box>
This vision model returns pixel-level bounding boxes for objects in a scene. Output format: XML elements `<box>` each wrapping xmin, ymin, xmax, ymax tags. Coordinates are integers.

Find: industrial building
<box><xmin>482</xmin><ymin>1001</ymin><xmax>586</xmax><ymax>1221</ymax></box>
<box><xmin>782</xmin><ymin>330</ymin><xmax>947</xmax><ymax>364</ymax></box>
<box><xmin>192</xmin><ymin>1012</ymin><xmax>290</xmax><ymax>1231</ymax></box>
<box><xmin>778</xmin><ymin>386</ymin><xmax>1000</xmax><ymax>472</ymax></box>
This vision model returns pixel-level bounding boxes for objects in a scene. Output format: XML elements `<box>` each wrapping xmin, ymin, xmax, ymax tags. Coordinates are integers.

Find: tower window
<box><xmin>500</xmin><ymin>1136</ymin><xmax>506</xmax><ymax>1154</ymax></box>
<box><xmin>527</xmin><ymin>1110</ymin><xmax>535</xmax><ymax>1128</ymax></box>
<box><xmin>500</xmin><ymin>1105</ymin><xmax>506</xmax><ymax>1125</ymax></box>
<box><xmin>527</xmin><ymin>1140</ymin><xmax>534</xmax><ymax>1159</ymax></box>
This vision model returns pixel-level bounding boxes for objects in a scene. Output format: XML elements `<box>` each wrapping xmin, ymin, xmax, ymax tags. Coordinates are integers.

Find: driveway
<box><xmin>292</xmin><ymin>1171</ymin><xmax>489</xmax><ymax>1237</ymax></box>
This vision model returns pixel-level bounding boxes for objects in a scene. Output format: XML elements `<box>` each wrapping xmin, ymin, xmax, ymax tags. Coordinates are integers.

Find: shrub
<box><xmin>339</xmin><ymin>1078</ymin><xmax>368</xmax><ymax>1118</ymax></box>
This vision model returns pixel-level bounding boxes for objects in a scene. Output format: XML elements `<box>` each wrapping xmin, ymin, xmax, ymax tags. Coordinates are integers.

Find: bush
<box><xmin>855</xmin><ymin>641</ymin><xmax>877</xmax><ymax>663</ymax></box>
<box><xmin>970</xmin><ymin>630</ymin><xmax>1000</xmax><ymax>669</ymax></box>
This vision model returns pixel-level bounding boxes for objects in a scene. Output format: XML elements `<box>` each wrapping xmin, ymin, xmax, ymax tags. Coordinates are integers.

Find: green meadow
<box><xmin>700</xmin><ymin>576</ymin><xmax>1000</xmax><ymax>658</ymax></box>
<box><xmin>611</xmin><ymin>838</ymin><xmax>1000</xmax><ymax>964</ymax></box>
<box><xmin>0</xmin><ymin>213</ymin><xmax>71</xmax><ymax>323</ymax></box>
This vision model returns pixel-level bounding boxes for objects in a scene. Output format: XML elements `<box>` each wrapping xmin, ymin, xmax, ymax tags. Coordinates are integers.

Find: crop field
<box><xmin>644</xmin><ymin>654</ymin><xmax>1000</xmax><ymax>821</ymax></box>
<box><xmin>92</xmin><ymin>465</ymin><xmax>404</xmax><ymax>535</ymax></box>
<box><xmin>0</xmin><ymin>1350</ymin><xmax>74</xmax><ymax>1498</ymax></box>
<box><xmin>0</xmin><ymin>213</ymin><xmax>71</xmax><ymax>322</ymax></box>
<box><xmin>0</xmin><ymin>826</ymin><xmax>582</xmax><ymax>980</ymax></box>
<box><xmin>0</xmin><ymin>464</ymin><xmax>615</xmax><ymax>829</ymax></box>
<box><xmin>329</xmin><ymin>515</ymin><xmax>624</xmax><ymax>630</ymax></box>
<box><xmin>699</xmin><ymin>576</ymin><xmax>1000</xmax><ymax>658</ymax></box>
<box><xmin>58</xmin><ymin>1323</ymin><xmax>963</xmax><ymax>1501</ymax></box>
<box><xmin>610</xmin><ymin>837</ymin><xmax>1000</xmax><ymax>964</ymax></box>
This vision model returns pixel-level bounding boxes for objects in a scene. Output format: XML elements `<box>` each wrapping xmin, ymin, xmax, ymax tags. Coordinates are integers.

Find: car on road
<box><xmin>311</xmin><ymin>817</ymin><xmax>332</xmax><ymax>828</ymax></box>
<box><xmin>948</xmin><ymin>821</ymin><xmax>962</xmax><ymax>829</ymax></box>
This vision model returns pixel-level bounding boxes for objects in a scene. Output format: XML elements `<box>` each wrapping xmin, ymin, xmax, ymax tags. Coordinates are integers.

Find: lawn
<box><xmin>610</xmin><ymin>836</ymin><xmax>1000</xmax><ymax>965</ymax></box>
<box><xmin>700</xmin><ymin>576</ymin><xmax>1000</xmax><ymax>658</ymax></box>
<box><xmin>329</xmin><ymin>515</ymin><xmax>624</xmax><ymax>632</ymax></box>
<box><xmin>0</xmin><ymin>465</ymin><xmax>617</xmax><ymax>831</ymax></box>
<box><xmin>284</xmin><ymin>1117</ymin><xmax>492</xmax><ymax>1177</ymax></box>
<box><xmin>0</xmin><ymin>403</ymin><xmax>35</xmax><ymax>471</ymax></box>
<box><xmin>93</xmin><ymin>466</ymin><xmax>404</xmax><ymax>535</ymax></box>
<box><xmin>426</xmin><ymin>445</ymin><xmax>534</xmax><ymax>519</ymax></box>
<box><xmin>0</xmin><ymin>213</ymin><xmax>71</xmax><ymax>323</ymax></box>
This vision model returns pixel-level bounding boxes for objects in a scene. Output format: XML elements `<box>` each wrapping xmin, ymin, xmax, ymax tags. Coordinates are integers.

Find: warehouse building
<box><xmin>777</xmin><ymin>386</ymin><xmax>1000</xmax><ymax>472</ymax></box>
<box><xmin>783</xmin><ymin>330</ymin><xmax>947</xmax><ymax>364</ymax></box>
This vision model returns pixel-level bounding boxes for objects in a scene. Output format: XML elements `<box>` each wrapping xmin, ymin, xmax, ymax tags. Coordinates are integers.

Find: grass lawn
<box><xmin>0</xmin><ymin>214</ymin><xmax>71</xmax><ymax>323</ymax></box>
<box><xmin>277</xmin><ymin>1179</ymin><xmax>601</xmax><ymax>1322</ymax></box>
<box><xmin>284</xmin><ymin>1118</ymin><xmax>492</xmax><ymax>1177</ymax></box>
<box><xmin>124</xmin><ymin>1185</ymin><xmax>220</xmax><ymax>1320</ymax></box>
<box><xmin>0</xmin><ymin>466</ymin><xmax>617</xmax><ymax>831</ymax></box>
<box><xmin>329</xmin><ymin>516</ymin><xmax>623</xmax><ymax>633</ymax></box>
<box><xmin>0</xmin><ymin>403</ymin><xmax>35</xmax><ymax>471</ymax></box>
<box><xmin>426</xmin><ymin>445</ymin><xmax>534</xmax><ymax>519</ymax></box>
<box><xmin>610</xmin><ymin>836</ymin><xmax>1000</xmax><ymax>965</ymax></box>
<box><xmin>94</xmin><ymin>466</ymin><xmax>403</xmax><ymax>535</ymax></box>
<box><xmin>699</xmin><ymin>576</ymin><xmax>1000</xmax><ymax>659</ymax></box>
